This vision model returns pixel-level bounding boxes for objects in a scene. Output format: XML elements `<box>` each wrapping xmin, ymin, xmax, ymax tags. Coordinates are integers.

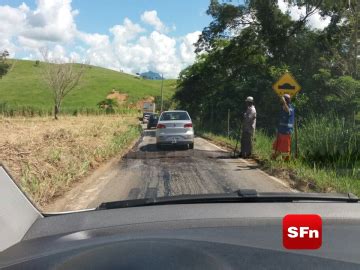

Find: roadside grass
<box><xmin>0</xmin><ymin>115</ymin><xmax>141</xmax><ymax>207</ymax></box>
<box><xmin>197</xmin><ymin>130</ymin><xmax>360</xmax><ymax>196</ymax></box>
<box><xmin>0</xmin><ymin>59</ymin><xmax>176</xmax><ymax>114</ymax></box>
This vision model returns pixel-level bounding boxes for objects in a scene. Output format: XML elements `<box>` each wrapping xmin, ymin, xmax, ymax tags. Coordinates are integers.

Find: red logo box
<box><xmin>283</xmin><ymin>214</ymin><xmax>322</xmax><ymax>249</ymax></box>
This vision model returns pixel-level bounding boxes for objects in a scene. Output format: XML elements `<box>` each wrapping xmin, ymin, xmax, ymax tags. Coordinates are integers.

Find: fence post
<box><xmin>295</xmin><ymin>115</ymin><xmax>298</xmax><ymax>159</ymax></box>
<box><xmin>227</xmin><ymin>109</ymin><xmax>230</xmax><ymax>137</ymax></box>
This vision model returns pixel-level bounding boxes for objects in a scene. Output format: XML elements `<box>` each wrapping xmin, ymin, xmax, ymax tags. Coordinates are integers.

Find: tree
<box><xmin>41</xmin><ymin>49</ymin><xmax>86</xmax><ymax>120</ymax></box>
<box><xmin>0</xmin><ymin>50</ymin><xmax>11</xmax><ymax>79</ymax></box>
<box><xmin>175</xmin><ymin>0</ymin><xmax>360</xmax><ymax>134</ymax></box>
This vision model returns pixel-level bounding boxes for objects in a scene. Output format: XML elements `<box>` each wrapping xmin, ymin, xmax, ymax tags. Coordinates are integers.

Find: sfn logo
<box><xmin>283</xmin><ymin>214</ymin><xmax>322</xmax><ymax>249</ymax></box>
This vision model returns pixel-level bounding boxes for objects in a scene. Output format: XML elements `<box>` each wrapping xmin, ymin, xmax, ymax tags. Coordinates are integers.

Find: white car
<box><xmin>156</xmin><ymin>110</ymin><xmax>194</xmax><ymax>149</ymax></box>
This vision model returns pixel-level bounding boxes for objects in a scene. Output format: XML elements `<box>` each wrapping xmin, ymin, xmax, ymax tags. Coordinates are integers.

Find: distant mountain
<box><xmin>140</xmin><ymin>71</ymin><xmax>162</xmax><ymax>80</ymax></box>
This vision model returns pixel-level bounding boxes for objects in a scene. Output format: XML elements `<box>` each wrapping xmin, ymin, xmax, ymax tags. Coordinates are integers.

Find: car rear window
<box><xmin>160</xmin><ymin>112</ymin><xmax>190</xmax><ymax>121</ymax></box>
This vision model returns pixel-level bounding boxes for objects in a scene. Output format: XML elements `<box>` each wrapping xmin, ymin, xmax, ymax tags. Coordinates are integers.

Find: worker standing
<box><xmin>272</xmin><ymin>94</ymin><xmax>295</xmax><ymax>161</ymax></box>
<box><xmin>240</xmin><ymin>96</ymin><xmax>256</xmax><ymax>158</ymax></box>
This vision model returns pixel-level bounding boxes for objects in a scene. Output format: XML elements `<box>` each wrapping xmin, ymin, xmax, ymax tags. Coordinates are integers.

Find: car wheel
<box><xmin>189</xmin><ymin>143</ymin><xmax>194</xmax><ymax>149</ymax></box>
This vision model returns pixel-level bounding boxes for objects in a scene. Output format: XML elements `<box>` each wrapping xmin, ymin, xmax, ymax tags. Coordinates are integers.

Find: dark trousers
<box><xmin>240</xmin><ymin>131</ymin><xmax>253</xmax><ymax>158</ymax></box>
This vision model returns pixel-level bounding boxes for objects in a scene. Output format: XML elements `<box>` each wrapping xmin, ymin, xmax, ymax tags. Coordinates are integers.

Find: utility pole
<box><xmin>160</xmin><ymin>73</ymin><xmax>164</xmax><ymax>112</ymax></box>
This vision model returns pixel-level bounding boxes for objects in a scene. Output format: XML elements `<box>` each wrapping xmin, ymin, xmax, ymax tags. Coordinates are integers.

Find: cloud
<box><xmin>80</xmin><ymin>22</ymin><xmax>200</xmax><ymax>78</ymax></box>
<box><xmin>277</xmin><ymin>0</ymin><xmax>330</xmax><ymax>30</ymax></box>
<box><xmin>78</xmin><ymin>32</ymin><xmax>110</xmax><ymax>48</ymax></box>
<box><xmin>83</xmin><ymin>26</ymin><xmax>182</xmax><ymax>77</ymax></box>
<box><xmin>0</xmin><ymin>4</ymin><xmax>27</xmax><ymax>37</ymax></box>
<box><xmin>22</xmin><ymin>0</ymin><xmax>78</xmax><ymax>42</ymax></box>
<box><xmin>180</xmin><ymin>31</ymin><xmax>201</xmax><ymax>64</ymax></box>
<box><xmin>0</xmin><ymin>0</ymin><xmax>78</xmax><ymax>58</ymax></box>
<box><xmin>110</xmin><ymin>18</ymin><xmax>145</xmax><ymax>44</ymax></box>
<box><xmin>141</xmin><ymin>10</ymin><xmax>169</xmax><ymax>33</ymax></box>
<box><xmin>0</xmin><ymin>2</ymin><xmax>200</xmax><ymax>78</ymax></box>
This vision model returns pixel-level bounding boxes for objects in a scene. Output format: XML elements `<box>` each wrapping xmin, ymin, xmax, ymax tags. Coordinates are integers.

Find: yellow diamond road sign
<box><xmin>272</xmin><ymin>72</ymin><xmax>301</xmax><ymax>97</ymax></box>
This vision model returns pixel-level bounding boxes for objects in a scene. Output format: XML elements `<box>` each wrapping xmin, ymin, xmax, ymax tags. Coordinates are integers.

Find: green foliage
<box><xmin>175</xmin><ymin>0</ymin><xmax>360</xmax><ymax>135</ymax></box>
<box><xmin>97</xmin><ymin>98</ymin><xmax>118</xmax><ymax>114</ymax></box>
<box><xmin>0</xmin><ymin>50</ymin><xmax>11</xmax><ymax>78</ymax></box>
<box><xmin>153</xmin><ymin>95</ymin><xmax>174</xmax><ymax>111</ymax></box>
<box><xmin>0</xmin><ymin>62</ymin><xmax>10</xmax><ymax>78</ymax></box>
<box><xmin>298</xmin><ymin>115</ymin><xmax>360</xmax><ymax>166</ymax></box>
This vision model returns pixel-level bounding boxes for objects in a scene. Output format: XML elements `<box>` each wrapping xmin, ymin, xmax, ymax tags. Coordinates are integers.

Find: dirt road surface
<box><xmin>45</xmin><ymin>125</ymin><xmax>294</xmax><ymax>212</ymax></box>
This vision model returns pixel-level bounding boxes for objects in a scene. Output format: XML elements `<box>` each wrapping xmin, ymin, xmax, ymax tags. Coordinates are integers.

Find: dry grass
<box><xmin>0</xmin><ymin>115</ymin><xmax>140</xmax><ymax>207</ymax></box>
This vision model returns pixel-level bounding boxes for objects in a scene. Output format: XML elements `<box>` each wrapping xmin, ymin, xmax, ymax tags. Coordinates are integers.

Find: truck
<box><xmin>143</xmin><ymin>102</ymin><xmax>156</xmax><ymax>113</ymax></box>
<box><xmin>142</xmin><ymin>102</ymin><xmax>156</xmax><ymax>123</ymax></box>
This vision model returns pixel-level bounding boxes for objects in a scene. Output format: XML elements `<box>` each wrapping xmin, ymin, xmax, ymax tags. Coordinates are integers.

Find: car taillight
<box><xmin>157</xmin><ymin>124</ymin><xmax>166</xmax><ymax>129</ymax></box>
<box><xmin>184</xmin><ymin>123</ymin><xmax>193</xmax><ymax>128</ymax></box>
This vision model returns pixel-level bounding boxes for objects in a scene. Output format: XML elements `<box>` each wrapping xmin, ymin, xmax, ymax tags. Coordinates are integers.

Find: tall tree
<box><xmin>175</xmin><ymin>0</ymin><xmax>360</xmax><ymax>133</ymax></box>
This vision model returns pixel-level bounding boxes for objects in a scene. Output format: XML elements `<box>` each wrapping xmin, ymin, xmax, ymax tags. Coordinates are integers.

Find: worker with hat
<box><xmin>240</xmin><ymin>96</ymin><xmax>256</xmax><ymax>158</ymax></box>
<box><xmin>272</xmin><ymin>94</ymin><xmax>295</xmax><ymax>161</ymax></box>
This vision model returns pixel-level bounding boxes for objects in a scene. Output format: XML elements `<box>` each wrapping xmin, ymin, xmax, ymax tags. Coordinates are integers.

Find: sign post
<box><xmin>272</xmin><ymin>72</ymin><xmax>301</xmax><ymax>159</ymax></box>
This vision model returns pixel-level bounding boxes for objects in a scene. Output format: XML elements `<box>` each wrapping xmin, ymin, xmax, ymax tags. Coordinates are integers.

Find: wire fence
<box><xmin>0</xmin><ymin>102</ymin><xmax>138</xmax><ymax>117</ymax></box>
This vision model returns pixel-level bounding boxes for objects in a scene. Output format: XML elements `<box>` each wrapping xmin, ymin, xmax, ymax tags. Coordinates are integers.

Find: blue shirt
<box><xmin>278</xmin><ymin>104</ymin><xmax>295</xmax><ymax>134</ymax></box>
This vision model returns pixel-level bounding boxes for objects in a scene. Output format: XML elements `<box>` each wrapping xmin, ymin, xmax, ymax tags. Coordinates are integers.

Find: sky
<box><xmin>0</xmin><ymin>0</ymin><xmax>212</xmax><ymax>78</ymax></box>
<box><xmin>0</xmin><ymin>0</ymin><xmax>330</xmax><ymax>78</ymax></box>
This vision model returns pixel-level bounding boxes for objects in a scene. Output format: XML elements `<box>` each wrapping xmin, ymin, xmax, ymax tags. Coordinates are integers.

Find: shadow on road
<box><xmin>140</xmin><ymin>143</ymin><xmax>189</xmax><ymax>152</ymax></box>
<box><xmin>234</xmin><ymin>165</ymin><xmax>259</xmax><ymax>171</ymax></box>
<box><xmin>210</xmin><ymin>155</ymin><xmax>237</xmax><ymax>159</ymax></box>
<box><xmin>124</xmin><ymin>147</ymin><xmax>229</xmax><ymax>160</ymax></box>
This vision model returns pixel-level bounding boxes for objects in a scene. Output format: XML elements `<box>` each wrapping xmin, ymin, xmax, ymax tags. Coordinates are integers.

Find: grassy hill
<box><xmin>0</xmin><ymin>59</ymin><xmax>176</xmax><ymax>114</ymax></box>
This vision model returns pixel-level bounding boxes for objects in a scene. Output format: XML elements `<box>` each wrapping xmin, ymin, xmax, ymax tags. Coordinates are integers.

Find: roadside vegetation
<box><xmin>198</xmin><ymin>115</ymin><xmax>360</xmax><ymax>196</ymax></box>
<box><xmin>0</xmin><ymin>53</ymin><xmax>171</xmax><ymax>207</ymax></box>
<box><xmin>0</xmin><ymin>115</ymin><xmax>141</xmax><ymax>207</ymax></box>
<box><xmin>177</xmin><ymin>0</ymin><xmax>360</xmax><ymax>195</ymax></box>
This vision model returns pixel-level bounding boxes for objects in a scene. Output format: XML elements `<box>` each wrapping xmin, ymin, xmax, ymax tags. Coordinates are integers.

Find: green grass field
<box><xmin>0</xmin><ymin>59</ymin><xmax>176</xmax><ymax>112</ymax></box>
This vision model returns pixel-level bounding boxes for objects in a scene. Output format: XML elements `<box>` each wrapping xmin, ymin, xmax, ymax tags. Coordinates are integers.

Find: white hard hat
<box><xmin>283</xmin><ymin>94</ymin><xmax>291</xmax><ymax>100</ymax></box>
<box><xmin>245</xmin><ymin>96</ymin><xmax>254</xmax><ymax>102</ymax></box>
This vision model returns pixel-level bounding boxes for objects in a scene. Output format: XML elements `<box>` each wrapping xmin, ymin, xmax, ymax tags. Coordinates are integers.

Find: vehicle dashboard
<box><xmin>1</xmin><ymin>202</ymin><xmax>360</xmax><ymax>269</ymax></box>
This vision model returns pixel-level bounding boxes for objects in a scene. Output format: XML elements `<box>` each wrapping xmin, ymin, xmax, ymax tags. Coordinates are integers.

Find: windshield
<box><xmin>160</xmin><ymin>112</ymin><xmax>190</xmax><ymax>121</ymax></box>
<box><xmin>0</xmin><ymin>0</ymin><xmax>359</xmax><ymax>213</ymax></box>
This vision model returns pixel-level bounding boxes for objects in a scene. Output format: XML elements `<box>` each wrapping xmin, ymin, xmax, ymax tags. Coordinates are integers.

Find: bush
<box><xmin>97</xmin><ymin>98</ymin><xmax>118</xmax><ymax>114</ymax></box>
<box><xmin>298</xmin><ymin>115</ymin><xmax>360</xmax><ymax>166</ymax></box>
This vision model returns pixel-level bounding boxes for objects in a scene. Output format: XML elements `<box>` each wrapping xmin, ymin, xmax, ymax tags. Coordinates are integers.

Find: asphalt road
<box><xmin>46</xmin><ymin>125</ymin><xmax>293</xmax><ymax>212</ymax></box>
